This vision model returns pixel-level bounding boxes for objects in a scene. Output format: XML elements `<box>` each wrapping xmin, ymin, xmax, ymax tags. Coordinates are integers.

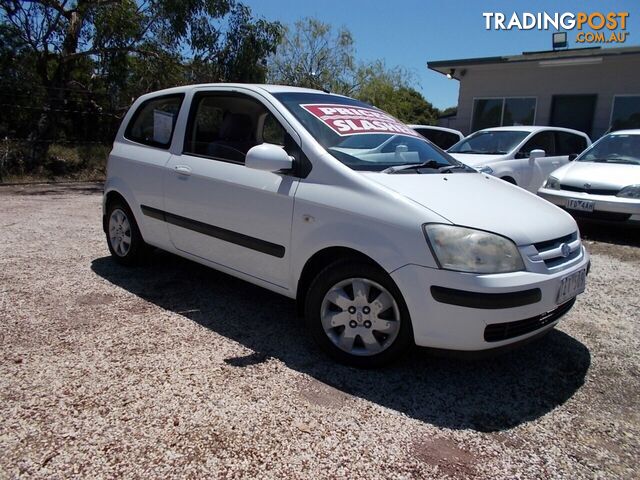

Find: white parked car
<box><xmin>407</xmin><ymin>125</ymin><xmax>464</xmax><ymax>150</ymax></box>
<box><xmin>539</xmin><ymin>130</ymin><xmax>640</xmax><ymax>222</ymax></box>
<box><xmin>104</xmin><ymin>84</ymin><xmax>590</xmax><ymax>367</ymax></box>
<box><xmin>447</xmin><ymin>126</ymin><xmax>591</xmax><ymax>192</ymax></box>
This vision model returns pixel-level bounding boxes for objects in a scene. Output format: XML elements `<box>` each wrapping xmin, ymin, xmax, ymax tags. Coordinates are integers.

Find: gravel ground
<box><xmin>0</xmin><ymin>182</ymin><xmax>638</xmax><ymax>479</ymax></box>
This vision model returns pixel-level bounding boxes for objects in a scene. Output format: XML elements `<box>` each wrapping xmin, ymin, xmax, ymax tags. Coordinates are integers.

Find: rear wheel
<box><xmin>305</xmin><ymin>261</ymin><xmax>413</xmax><ymax>367</ymax></box>
<box><xmin>106</xmin><ymin>200</ymin><xmax>148</xmax><ymax>265</ymax></box>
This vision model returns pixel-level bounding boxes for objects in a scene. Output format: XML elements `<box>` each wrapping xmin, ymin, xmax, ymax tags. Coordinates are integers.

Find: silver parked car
<box><xmin>538</xmin><ymin>130</ymin><xmax>640</xmax><ymax>222</ymax></box>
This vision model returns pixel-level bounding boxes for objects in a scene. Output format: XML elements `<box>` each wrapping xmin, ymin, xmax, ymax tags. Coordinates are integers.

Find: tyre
<box><xmin>501</xmin><ymin>176</ymin><xmax>517</xmax><ymax>185</ymax></box>
<box><xmin>105</xmin><ymin>199</ymin><xmax>148</xmax><ymax>266</ymax></box>
<box><xmin>305</xmin><ymin>261</ymin><xmax>413</xmax><ymax>367</ymax></box>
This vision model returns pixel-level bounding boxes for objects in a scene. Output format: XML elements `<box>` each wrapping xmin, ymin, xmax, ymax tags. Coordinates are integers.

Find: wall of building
<box><xmin>453</xmin><ymin>53</ymin><xmax>640</xmax><ymax>139</ymax></box>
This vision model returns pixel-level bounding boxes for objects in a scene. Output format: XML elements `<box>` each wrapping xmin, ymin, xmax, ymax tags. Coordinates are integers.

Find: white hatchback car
<box><xmin>539</xmin><ymin>130</ymin><xmax>640</xmax><ymax>222</ymax></box>
<box><xmin>104</xmin><ymin>84</ymin><xmax>590</xmax><ymax>367</ymax></box>
<box><xmin>448</xmin><ymin>126</ymin><xmax>591</xmax><ymax>192</ymax></box>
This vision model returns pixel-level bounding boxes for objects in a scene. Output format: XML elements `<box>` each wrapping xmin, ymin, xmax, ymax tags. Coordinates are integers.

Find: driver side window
<box><xmin>184</xmin><ymin>93</ymin><xmax>289</xmax><ymax>164</ymax></box>
<box><xmin>519</xmin><ymin>131</ymin><xmax>555</xmax><ymax>157</ymax></box>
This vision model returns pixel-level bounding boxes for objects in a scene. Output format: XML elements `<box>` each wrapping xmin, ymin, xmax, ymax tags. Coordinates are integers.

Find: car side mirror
<box><xmin>568</xmin><ymin>153</ymin><xmax>578</xmax><ymax>161</ymax></box>
<box><xmin>245</xmin><ymin>143</ymin><xmax>294</xmax><ymax>172</ymax></box>
<box><xmin>529</xmin><ymin>149</ymin><xmax>545</xmax><ymax>160</ymax></box>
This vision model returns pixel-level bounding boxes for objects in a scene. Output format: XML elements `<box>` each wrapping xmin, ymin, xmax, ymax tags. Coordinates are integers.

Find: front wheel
<box><xmin>305</xmin><ymin>261</ymin><xmax>413</xmax><ymax>367</ymax></box>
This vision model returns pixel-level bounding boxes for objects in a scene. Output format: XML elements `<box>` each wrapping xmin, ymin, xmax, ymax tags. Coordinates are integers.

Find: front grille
<box><xmin>533</xmin><ymin>232</ymin><xmax>577</xmax><ymax>252</ymax></box>
<box><xmin>560</xmin><ymin>184</ymin><xmax>620</xmax><ymax>196</ymax></box>
<box><xmin>532</xmin><ymin>232</ymin><xmax>581</xmax><ymax>269</ymax></box>
<box><xmin>484</xmin><ymin>298</ymin><xmax>576</xmax><ymax>342</ymax></box>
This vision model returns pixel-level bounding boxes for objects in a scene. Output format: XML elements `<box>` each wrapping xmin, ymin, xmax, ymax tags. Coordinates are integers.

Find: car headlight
<box><xmin>477</xmin><ymin>166</ymin><xmax>493</xmax><ymax>174</ymax></box>
<box><xmin>544</xmin><ymin>176</ymin><xmax>561</xmax><ymax>190</ymax></box>
<box><xmin>424</xmin><ymin>224</ymin><xmax>524</xmax><ymax>274</ymax></box>
<box><xmin>617</xmin><ymin>184</ymin><xmax>640</xmax><ymax>199</ymax></box>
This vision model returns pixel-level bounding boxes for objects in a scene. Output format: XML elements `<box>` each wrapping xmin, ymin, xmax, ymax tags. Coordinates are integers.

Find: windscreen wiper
<box><xmin>382</xmin><ymin>160</ymin><xmax>443</xmax><ymax>174</ymax></box>
<box><xmin>438</xmin><ymin>164</ymin><xmax>474</xmax><ymax>173</ymax></box>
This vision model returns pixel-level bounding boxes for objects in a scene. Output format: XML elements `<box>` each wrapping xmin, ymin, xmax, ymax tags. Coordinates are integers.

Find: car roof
<box><xmin>140</xmin><ymin>83</ymin><xmax>341</xmax><ymax>97</ymax></box>
<box><xmin>609</xmin><ymin>129</ymin><xmax>640</xmax><ymax>135</ymax></box>
<box><xmin>476</xmin><ymin>125</ymin><xmax>589</xmax><ymax>136</ymax></box>
<box><xmin>407</xmin><ymin>125</ymin><xmax>463</xmax><ymax>136</ymax></box>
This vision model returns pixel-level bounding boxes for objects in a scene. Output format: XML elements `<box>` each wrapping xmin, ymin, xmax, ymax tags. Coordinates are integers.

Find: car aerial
<box><xmin>407</xmin><ymin>124</ymin><xmax>464</xmax><ymax>150</ymax></box>
<box><xmin>447</xmin><ymin>126</ymin><xmax>591</xmax><ymax>193</ymax></box>
<box><xmin>104</xmin><ymin>84</ymin><xmax>590</xmax><ymax>367</ymax></box>
<box><xmin>538</xmin><ymin>130</ymin><xmax>640</xmax><ymax>222</ymax></box>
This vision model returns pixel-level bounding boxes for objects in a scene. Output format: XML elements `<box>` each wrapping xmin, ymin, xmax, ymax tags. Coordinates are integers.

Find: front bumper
<box><xmin>538</xmin><ymin>188</ymin><xmax>640</xmax><ymax>218</ymax></box>
<box><xmin>391</xmin><ymin>248</ymin><xmax>590</xmax><ymax>351</ymax></box>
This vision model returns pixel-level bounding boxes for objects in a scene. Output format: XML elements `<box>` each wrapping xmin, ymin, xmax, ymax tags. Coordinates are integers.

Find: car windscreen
<box><xmin>577</xmin><ymin>134</ymin><xmax>640</xmax><ymax>165</ymax></box>
<box><xmin>448</xmin><ymin>130</ymin><xmax>530</xmax><ymax>155</ymax></box>
<box><xmin>272</xmin><ymin>92</ymin><xmax>462</xmax><ymax>172</ymax></box>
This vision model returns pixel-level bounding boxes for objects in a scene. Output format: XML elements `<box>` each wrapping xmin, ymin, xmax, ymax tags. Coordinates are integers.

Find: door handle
<box><xmin>174</xmin><ymin>165</ymin><xmax>192</xmax><ymax>176</ymax></box>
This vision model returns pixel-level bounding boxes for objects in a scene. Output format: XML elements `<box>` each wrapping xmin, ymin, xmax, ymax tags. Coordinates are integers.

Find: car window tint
<box><xmin>519</xmin><ymin>131</ymin><xmax>555</xmax><ymax>156</ymax></box>
<box><xmin>262</xmin><ymin>113</ymin><xmax>286</xmax><ymax>146</ymax></box>
<box><xmin>555</xmin><ymin>132</ymin><xmax>587</xmax><ymax>156</ymax></box>
<box><xmin>415</xmin><ymin>129</ymin><xmax>459</xmax><ymax>149</ymax></box>
<box><xmin>125</xmin><ymin>95</ymin><xmax>184</xmax><ymax>148</ymax></box>
<box><xmin>184</xmin><ymin>93</ymin><xmax>289</xmax><ymax>164</ymax></box>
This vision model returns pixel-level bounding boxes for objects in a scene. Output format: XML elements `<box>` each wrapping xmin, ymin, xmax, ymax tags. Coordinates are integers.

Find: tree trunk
<box><xmin>27</xmin><ymin>6</ymin><xmax>85</xmax><ymax>170</ymax></box>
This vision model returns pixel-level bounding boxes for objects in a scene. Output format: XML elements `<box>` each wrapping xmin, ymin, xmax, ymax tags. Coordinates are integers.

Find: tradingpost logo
<box><xmin>483</xmin><ymin>11</ymin><xmax>630</xmax><ymax>44</ymax></box>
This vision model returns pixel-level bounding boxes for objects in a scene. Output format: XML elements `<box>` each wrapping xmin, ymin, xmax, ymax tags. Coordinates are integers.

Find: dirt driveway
<box><xmin>1</xmin><ymin>183</ymin><xmax>638</xmax><ymax>479</ymax></box>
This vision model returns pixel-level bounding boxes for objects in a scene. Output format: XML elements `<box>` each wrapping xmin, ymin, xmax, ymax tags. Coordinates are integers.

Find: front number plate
<box><xmin>557</xmin><ymin>268</ymin><xmax>587</xmax><ymax>304</ymax></box>
<box><xmin>567</xmin><ymin>198</ymin><xmax>595</xmax><ymax>212</ymax></box>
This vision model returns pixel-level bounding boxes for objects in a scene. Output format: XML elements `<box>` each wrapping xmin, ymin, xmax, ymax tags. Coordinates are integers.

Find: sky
<box><xmin>243</xmin><ymin>0</ymin><xmax>639</xmax><ymax>109</ymax></box>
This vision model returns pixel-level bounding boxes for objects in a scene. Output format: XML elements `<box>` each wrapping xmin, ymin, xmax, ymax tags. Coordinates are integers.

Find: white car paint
<box><xmin>538</xmin><ymin>130</ymin><xmax>640</xmax><ymax>221</ymax></box>
<box><xmin>448</xmin><ymin>126</ymin><xmax>591</xmax><ymax>193</ymax></box>
<box><xmin>104</xmin><ymin>84</ymin><xmax>590</xmax><ymax>354</ymax></box>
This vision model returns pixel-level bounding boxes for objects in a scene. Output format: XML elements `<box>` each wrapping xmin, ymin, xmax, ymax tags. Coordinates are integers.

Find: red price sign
<box><xmin>301</xmin><ymin>104</ymin><xmax>420</xmax><ymax>137</ymax></box>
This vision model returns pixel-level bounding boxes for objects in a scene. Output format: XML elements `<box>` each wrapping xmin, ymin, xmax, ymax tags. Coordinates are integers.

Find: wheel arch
<box><xmin>295</xmin><ymin>246</ymin><xmax>387</xmax><ymax>317</ymax></box>
<box><xmin>102</xmin><ymin>185</ymin><xmax>142</xmax><ymax>237</ymax></box>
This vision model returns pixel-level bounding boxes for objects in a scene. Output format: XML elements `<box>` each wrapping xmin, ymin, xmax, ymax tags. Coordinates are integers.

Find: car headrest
<box><xmin>219</xmin><ymin>113</ymin><xmax>253</xmax><ymax>141</ymax></box>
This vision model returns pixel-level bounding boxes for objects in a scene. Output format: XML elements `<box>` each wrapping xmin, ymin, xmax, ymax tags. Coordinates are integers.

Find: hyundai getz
<box><xmin>103</xmin><ymin>84</ymin><xmax>589</xmax><ymax>367</ymax></box>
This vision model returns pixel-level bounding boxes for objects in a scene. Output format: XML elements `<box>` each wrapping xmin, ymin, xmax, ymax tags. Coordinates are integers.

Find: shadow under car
<box><xmin>91</xmin><ymin>251</ymin><xmax>591</xmax><ymax>433</ymax></box>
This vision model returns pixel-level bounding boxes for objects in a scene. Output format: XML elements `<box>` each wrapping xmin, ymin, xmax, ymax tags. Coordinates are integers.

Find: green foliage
<box><xmin>0</xmin><ymin>0</ymin><xmax>282</xmax><ymax>172</ymax></box>
<box><xmin>268</xmin><ymin>17</ymin><xmax>356</xmax><ymax>94</ymax></box>
<box><xmin>352</xmin><ymin>61</ymin><xmax>437</xmax><ymax>124</ymax></box>
<box><xmin>269</xmin><ymin>21</ymin><xmax>438</xmax><ymax>125</ymax></box>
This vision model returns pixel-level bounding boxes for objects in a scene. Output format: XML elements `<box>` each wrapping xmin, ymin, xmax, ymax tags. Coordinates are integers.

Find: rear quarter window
<box><xmin>416</xmin><ymin>129</ymin><xmax>460</xmax><ymax>149</ymax></box>
<box><xmin>124</xmin><ymin>94</ymin><xmax>184</xmax><ymax>149</ymax></box>
<box><xmin>555</xmin><ymin>132</ymin><xmax>588</xmax><ymax>156</ymax></box>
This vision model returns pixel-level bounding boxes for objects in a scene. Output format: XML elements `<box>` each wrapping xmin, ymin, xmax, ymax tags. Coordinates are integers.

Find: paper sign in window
<box><xmin>153</xmin><ymin>110</ymin><xmax>175</xmax><ymax>144</ymax></box>
<box><xmin>301</xmin><ymin>104</ymin><xmax>420</xmax><ymax>138</ymax></box>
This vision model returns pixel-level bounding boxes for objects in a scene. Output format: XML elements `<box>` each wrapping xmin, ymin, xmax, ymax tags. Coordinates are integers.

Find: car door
<box><xmin>162</xmin><ymin>88</ymin><xmax>301</xmax><ymax>289</ymax></box>
<box><xmin>516</xmin><ymin>131</ymin><xmax>563</xmax><ymax>191</ymax></box>
<box><xmin>115</xmin><ymin>93</ymin><xmax>185</xmax><ymax>248</ymax></box>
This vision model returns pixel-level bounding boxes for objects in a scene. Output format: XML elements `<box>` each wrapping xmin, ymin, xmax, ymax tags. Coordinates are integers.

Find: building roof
<box><xmin>428</xmin><ymin>45</ymin><xmax>640</xmax><ymax>76</ymax></box>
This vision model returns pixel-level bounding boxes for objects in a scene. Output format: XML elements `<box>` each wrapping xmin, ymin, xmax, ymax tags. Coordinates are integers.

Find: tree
<box><xmin>354</xmin><ymin>61</ymin><xmax>438</xmax><ymax>125</ymax></box>
<box><xmin>0</xmin><ymin>0</ymin><xmax>282</xmax><ymax>168</ymax></box>
<box><xmin>268</xmin><ymin>20</ymin><xmax>438</xmax><ymax>125</ymax></box>
<box><xmin>268</xmin><ymin>17</ymin><xmax>356</xmax><ymax>94</ymax></box>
